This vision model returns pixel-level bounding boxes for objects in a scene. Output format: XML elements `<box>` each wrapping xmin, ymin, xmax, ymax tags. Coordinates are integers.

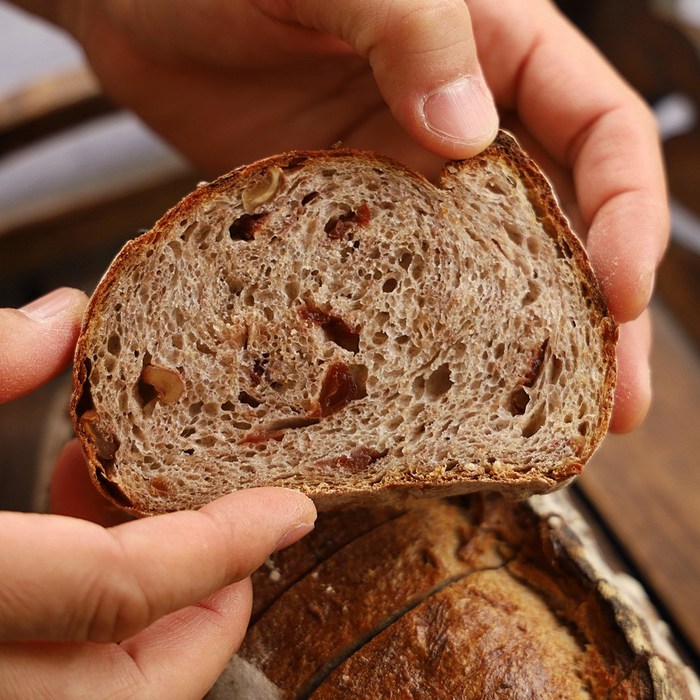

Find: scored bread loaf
<box><xmin>209</xmin><ymin>494</ymin><xmax>697</xmax><ymax>699</ymax></box>
<box><xmin>71</xmin><ymin>131</ymin><xmax>617</xmax><ymax>515</ymax></box>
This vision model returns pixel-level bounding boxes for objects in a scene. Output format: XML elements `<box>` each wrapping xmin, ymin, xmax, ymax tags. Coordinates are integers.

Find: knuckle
<box><xmin>81</xmin><ymin>541</ymin><xmax>154</xmax><ymax>642</ymax></box>
<box><xmin>359</xmin><ymin>0</ymin><xmax>472</xmax><ymax>59</ymax></box>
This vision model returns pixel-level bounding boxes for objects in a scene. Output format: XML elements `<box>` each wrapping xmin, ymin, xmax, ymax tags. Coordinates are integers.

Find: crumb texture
<box><xmin>73</xmin><ymin>133</ymin><xmax>616</xmax><ymax>513</ymax></box>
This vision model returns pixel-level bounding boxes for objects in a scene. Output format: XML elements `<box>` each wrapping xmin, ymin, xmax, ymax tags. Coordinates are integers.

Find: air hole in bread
<box><xmin>504</xmin><ymin>222</ymin><xmax>524</xmax><ymax>246</ymax></box>
<box><xmin>425</xmin><ymin>363</ymin><xmax>453</xmax><ymax>399</ymax></box>
<box><xmin>372</xmin><ymin>331</ymin><xmax>388</xmax><ymax>346</ymax></box>
<box><xmin>522</xmin><ymin>280</ymin><xmax>541</xmax><ymax>306</ymax></box>
<box><xmin>285</xmin><ymin>280</ymin><xmax>300</xmax><ymax>301</ymax></box>
<box><xmin>267</xmin><ymin>416</ymin><xmax>321</xmax><ymax>432</ymax></box>
<box><xmin>239</xmin><ymin>391</ymin><xmax>262</xmax><ymax>408</ymax></box>
<box><xmin>522</xmin><ymin>404</ymin><xmax>547</xmax><ymax>438</ymax></box>
<box><xmin>382</xmin><ymin>278</ymin><xmax>398</xmax><ymax>293</ymax></box>
<box><xmin>301</xmin><ymin>191</ymin><xmax>319</xmax><ymax>206</ymax></box>
<box><xmin>527</xmin><ymin>235</ymin><xmax>542</xmax><ymax>257</ymax></box>
<box><xmin>196</xmin><ymin>340</ymin><xmax>215</xmax><ymax>356</ymax></box>
<box><xmin>167</xmin><ymin>238</ymin><xmax>182</xmax><ymax>257</ymax></box>
<box><xmin>387</xmin><ymin>414</ymin><xmax>403</xmax><ymax>429</ymax></box>
<box><xmin>410</xmin><ymin>255</ymin><xmax>425</xmax><ymax>280</ymax></box>
<box><xmin>549</xmin><ymin>355</ymin><xmax>564</xmax><ymax>384</ymax></box>
<box><xmin>107</xmin><ymin>332</ymin><xmax>121</xmax><ymax>356</ymax></box>
<box><xmin>509</xmin><ymin>387</ymin><xmax>531</xmax><ymax>415</ymax></box>
<box><xmin>95</xmin><ymin>468</ymin><xmax>133</xmax><ymax>509</ymax></box>
<box><xmin>227</xmin><ymin>278</ymin><xmax>244</xmax><ymax>296</ymax></box>
<box><xmin>188</xmin><ymin>401</ymin><xmax>204</xmax><ymax>417</ymax></box>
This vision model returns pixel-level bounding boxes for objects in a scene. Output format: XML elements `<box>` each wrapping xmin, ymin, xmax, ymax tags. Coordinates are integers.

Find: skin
<box><xmin>3</xmin><ymin>0</ymin><xmax>668</xmax><ymax>695</ymax></box>
<box><xmin>0</xmin><ymin>295</ymin><xmax>317</xmax><ymax>698</ymax></box>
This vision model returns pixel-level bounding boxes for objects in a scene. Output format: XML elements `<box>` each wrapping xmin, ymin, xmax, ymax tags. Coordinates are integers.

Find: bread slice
<box><xmin>71</xmin><ymin>131</ymin><xmax>617</xmax><ymax>515</ymax></box>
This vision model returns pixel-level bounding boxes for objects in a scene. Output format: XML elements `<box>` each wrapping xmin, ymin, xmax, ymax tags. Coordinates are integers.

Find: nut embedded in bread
<box><xmin>71</xmin><ymin>131</ymin><xmax>617</xmax><ymax>515</ymax></box>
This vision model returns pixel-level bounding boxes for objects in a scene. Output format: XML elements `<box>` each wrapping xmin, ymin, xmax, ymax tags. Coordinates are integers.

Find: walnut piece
<box><xmin>141</xmin><ymin>364</ymin><xmax>185</xmax><ymax>405</ymax></box>
<box><xmin>79</xmin><ymin>410</ymin><xmax>119</xmax><ymax>460</ymax></box>
<box><xmin>242</xmin><ymin>166</ymin><xmax>283</xmax><ymax>213</ymax></box>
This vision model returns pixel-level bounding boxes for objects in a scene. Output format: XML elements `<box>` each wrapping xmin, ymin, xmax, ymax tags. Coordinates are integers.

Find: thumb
<box><xmin>262</xmin><ymin>0</ymin><xmax>499</xmax><ymax>158</ymax></box>
<box><xmin>0</xmin><ymin>288</ymin><xmax>88</xmax><ymax>403</ymax></box>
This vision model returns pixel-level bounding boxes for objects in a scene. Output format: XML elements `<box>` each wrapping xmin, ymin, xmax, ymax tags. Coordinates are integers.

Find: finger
<box><xmin>50</xmin><ymin>439</ymin><xmax>131</xmax><ymax>527</ymax></box>
<box><xmin>575</xmin><ymin>110</ymin><xmax>669</xmax><ymax>322</ymax></box>
<box><xmin>0</xmin><ymin>488</ymin><xmax>316</xmax><ymax>642</ymax></box>
<box><xmin>257</xmin><ymin>0</ymin><xmax>499</xmax><ymax>158</ymax></box>
<box><xmin>0</xmin><ymin>288</ymin><xmax>87</xmax><ymax>403</ymax></box>
<box><xmin>609</xmin><ymin>311</ymin><xmax>652</xmax><ymax>433</ymax></box>
<box><xmin>120</xmin><ymin>580</ymin><xmax>252</xmax><ymax>699</ymax></box>
<box><xmin>473</xmin><ymin>0</ymin><xmax>668</xmax><ymax>322</ymax></box>
<box><xmin>0</xmin><ymin>581</ymin><xmax>251</xmax><ymax>700</ymax></box>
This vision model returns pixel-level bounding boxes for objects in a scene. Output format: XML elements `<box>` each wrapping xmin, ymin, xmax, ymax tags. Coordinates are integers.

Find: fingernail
<box><xmin>423</xmin><ymin>74</ymin><xmax>499</xmax><ymax>146</ymax></box>
<box><xmin>273</xmin><ymin>521</ymin><xmax>315</xmax><ymax>552</ymax></box>
<box><xmin>20</xmin><ymin>288</ymin><xmax>76</xmax><ymax>321</ymax></box>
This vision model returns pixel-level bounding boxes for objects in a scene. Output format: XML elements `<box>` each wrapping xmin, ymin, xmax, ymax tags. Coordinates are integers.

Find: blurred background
<box><xmin>0</xmin><ymin>0</ymin><xmax>698</xmax><ymax>672</ymax></box>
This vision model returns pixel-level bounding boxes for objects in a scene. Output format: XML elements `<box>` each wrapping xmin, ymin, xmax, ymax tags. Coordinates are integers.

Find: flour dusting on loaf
<box><xmin>72</xmin><ymin>131</ymin><xmax>617</xmax><ymax>514</ymax></box>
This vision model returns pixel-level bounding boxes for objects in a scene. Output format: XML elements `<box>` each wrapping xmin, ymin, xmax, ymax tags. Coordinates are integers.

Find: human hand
<box><xmin>0</xmin><ymin>288</ymin><xmax>317</xmax><ymax>699</ymax></box>
<box><xmin>16</xmin><ymin>0</ymin><xmax>667</xmax><ymax>432</ymax></box>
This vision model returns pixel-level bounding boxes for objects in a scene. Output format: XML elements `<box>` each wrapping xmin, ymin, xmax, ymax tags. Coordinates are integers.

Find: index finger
<box><xmin>0</xmin><ymin>488</ymin><xmax>316</xmax><ymax>643</ymax></box>
<box><xmin>474</xmin><ymin>0</ymin><xmax>669</xmax><ymax>322</ymax></box>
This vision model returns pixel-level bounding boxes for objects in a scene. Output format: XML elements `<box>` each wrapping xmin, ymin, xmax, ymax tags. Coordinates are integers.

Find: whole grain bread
<box><xmin>71</xmin><ymin>131</ymin><xmax>617</xmax><ymax>515</ymax></box>
<box><xmin>209</xmin><ymin>494</ymin><xmax>697</xmax><ymax>699</ymax></box>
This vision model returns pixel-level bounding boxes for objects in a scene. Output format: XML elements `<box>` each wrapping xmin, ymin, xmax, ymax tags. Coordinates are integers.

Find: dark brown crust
<box><xmin>71</xmin><ymin>130</ymin><xmax>618</xmax><ymax>516</ymax></box>
<box><xmin>209</xmin><ymin>494</ymin><xmax>693</xmax><ymax>699</ymax></box>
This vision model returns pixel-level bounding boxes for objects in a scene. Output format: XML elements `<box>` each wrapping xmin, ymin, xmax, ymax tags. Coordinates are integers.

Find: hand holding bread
<box><xmin>4</xmin><ymin>0</ymin><xmax>672</xmax><ymax>695</ymax></box>
<box><xmin>19</xmin><ymin>0</ymin><xmax>667</xmax><ymax>431</ymax></box>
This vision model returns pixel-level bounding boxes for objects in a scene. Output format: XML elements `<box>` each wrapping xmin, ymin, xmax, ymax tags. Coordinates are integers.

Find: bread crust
<box><xmin>71</xmin><ymin>131</ymin><xmax>618</xmax><ymax>515</ymax></box>
<box><xmin>207</xmin><ymin>494</ymin><xmax>695</xmax><ymax>699</ymax></box>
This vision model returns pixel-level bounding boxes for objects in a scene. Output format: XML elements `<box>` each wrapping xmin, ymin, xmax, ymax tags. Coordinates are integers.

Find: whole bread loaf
<box><xmin>71</xmin><ymin>131</ymin><xmax>617</xmax><ymax>515</ymax></box>
<box><xmin>209</xmin><ymin>494</ymin><xmax>697</xmax><ymax>699</ymax></box>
